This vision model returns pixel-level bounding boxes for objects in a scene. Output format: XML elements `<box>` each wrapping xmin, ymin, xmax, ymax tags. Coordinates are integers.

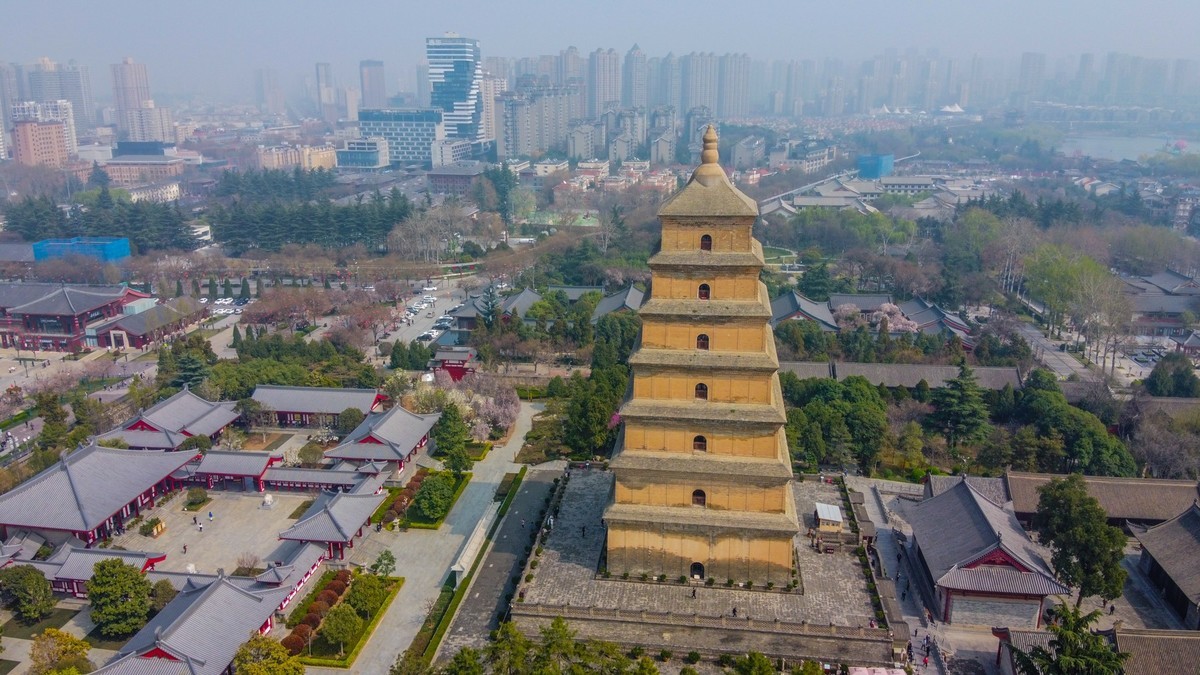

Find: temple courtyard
<box><xmin>110</xmin><ymin>490</ymin><xmax>313</xmax><ymax>575</ymax></box>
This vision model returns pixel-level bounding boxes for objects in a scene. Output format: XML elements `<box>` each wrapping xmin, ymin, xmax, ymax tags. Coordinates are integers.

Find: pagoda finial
<box><xmin>692</xmin><ymin>125</ymin><xmax>723</xmax><ymax>184</ymax></box>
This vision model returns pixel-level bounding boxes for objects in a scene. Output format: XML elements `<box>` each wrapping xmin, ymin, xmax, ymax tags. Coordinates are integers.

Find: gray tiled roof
<box><xmin>908</xmin><ymin>480</ymin><xmax>1065</xmax><ymax>596</ymax></box>
<box><xmin>92</xmin><ymin>656</ymin><xmax>195</xmax><ymax>675</ymax></box>
<box><xmin>95</xmin><ymin>428</ymin><xmax>187</xmax><ymax>450</ymax></box>
<box><xmin>0</xmin><ymin>444</ymin><xmax>197</xmax><ymax>532</ymax></box>
<box><xmin>105</xmin><ymin>303</ymin><xmax>185</xmax><ymax>338</ymax></box>
<box><xmin>770</xmin><ymin>290</ymin><xmax>837</xmax><ymax>329</ymax></box>
<box><xmin>591</xmin><ymin>285</ymin><xmax>644</xmax><ymax>324</ymax></box>
<box><xmin>834</xmin><ymin>363</ymin><xmax>1021</xmax><ymax>390</ymax></box>
<box><xmin>1133</xmin><ymin>503</ymin><xmax>1200</xmax><ymax>604</ymax></box>
<box><xmin>7</xmin><ymin>284</ymin><xmax>132</xmax><ymax>316</ymax></box>
<box><xmin>27</xmin><ymin>546</ymin><xmax>163</xmax><ymax>583</ymax></box>
<box><xmin>502</xmin><ymin>288</ymin><xmax>542</xmax><ymax>318</ymax></box>
<box><xmin>925</xmin><ymin>474</ymin><xmax>1009</xmax><ymax>507</ymax></box>
<box><xmin>140</xmin><ymin>389</ymin><xmax>240</xmax><ymax>438</ymax></box>
<box><xmin>0</xmin><ymin>243</ymin><xmax>33</xmax><ymax>263</ymax></box>
<box><xmin>104</xmin><ymin>575</ymin><xmax>292</xmax><ymax>675</ymax></box>
<box><xmin>325</xmin><ymin>405</ymin><xmax>439</xmax><ymax>463</ymax></box>
<box><xmin>262</xmin><ymin>467</ymin><xmax>362</xmax><ymax>486</ymax></box>
<box><xmin>194</xmin><ymin>451</ymin><xmax>278</xmax><ymax>477</ymax></box>
<box><xmin>827</xmin><ymin>293</ymin><xmax>892</xmax><ymax>309</ymax></box>
<box><xmin>251</xmin><ymin>385</ymin><xmax>379</xmax><ymax>415</ymax></box>
<box><xmin>1112</xmin><ymin>627</ymin><xmax>1200</xmax><ymax>675</ymax></box>
<box><xmin>278</xmin><ymin>490</ymin><xmax>386</xmax><ymax>543</ymax></box>
<box><xmin>1006</xmin><ymin>471</ymin><xmax>1200</xmax><ymax>522</ymax></box>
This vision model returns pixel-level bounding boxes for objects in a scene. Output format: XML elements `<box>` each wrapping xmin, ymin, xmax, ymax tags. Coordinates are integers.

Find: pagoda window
<box><xmin>692</xmin><ymin>435</ymin><xmax>707</xmax><ymax>451</ymax></box>
<box><xmin>698</xmin><ymin>284</ymin><xmax>711</xmax><ymax>300</ymax></box>
<box><xmin>692</xmin><ymin>489</ymin><xmax>707</xmax><ymax>507</ymax></box>
<box><xmin>694</xmin><ymin>383</ymin><xmax>708</xmax><ymax>400</ymax></box>
<box><xmin>696</xmin><ymin>334</ymin><xmax>710</xmax><ymax>350</ymax></box>
<box><xmin>700</xmin><ymin>234</ymin><xmax>713</xmax><ymax>251</ymax></box>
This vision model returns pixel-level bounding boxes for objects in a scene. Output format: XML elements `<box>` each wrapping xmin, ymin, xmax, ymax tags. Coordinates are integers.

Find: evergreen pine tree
<box><xmin>239</xmin><ymin>278</ymin><xmax>250</xmax><ymax>299</ymax></box>
<box><xmin>175</xmin><ymin>279</ymin><xmax>183</xmax><ymax>297</ymax></box>
<box><xmin>255</xmin><ymin>277</ymin><xmax>263</xmax><ymax>297</ymax></box>
<box><xmin>930</xmin><ymin>365</ymin><xmax>991</xmax><ymax>448</ymax></box>
<box><xmin>207</xmin><ymin>278</ymin><xmax>217</xmax><ymax>299</ymax></box>
<box><xmin>231</xmin><ymin>325</ymin><xmax>242</xmax><ymax>348</ymax></box>
<box><xmin>222</xmin><ymin>278</ymin><xmax>233</xmax><ymax>298</ymax></box>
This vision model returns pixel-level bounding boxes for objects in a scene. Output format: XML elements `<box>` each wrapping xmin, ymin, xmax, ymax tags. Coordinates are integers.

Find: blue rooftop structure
<box><xmin>32</xmin><ymin>237</ymin><xmax>131</xmax><ymax>263</ymax></box>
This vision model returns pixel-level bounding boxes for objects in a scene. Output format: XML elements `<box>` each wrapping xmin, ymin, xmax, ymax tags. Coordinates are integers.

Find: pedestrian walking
<box><xmin>896</xmin><ymin>552</ymin><xmax>901</xmax><ymax>565</ymax></box>
<box><xmin>691</xmin><ymin>588</ymin><xmax>696</xmax><ymax>598</ymax></box>
<box><xmin>192</xmin><ymin>516</ymin><xmax>198</xmax><ymax>525</ymax></box>
<box><xmin>208</xmin><ymin>511</ymin><xmax>213</xmax><ymax>522</ymax></box>
<box><xmin>923</xmin><ymin>655</ymin><xmax>929</xmax><ymax>668</ymax></box>
<box><xmin>183</xmin><ymin>544</ymin><xmax>188</xmax><ymax>554</ymax></box>
<box><xmin>198</xmin><ymin>523</ymin><xmax>203</xmax><ymax>533</ymax></box>
<box><xmin>581</xmin><ymin>526</ymin><xmax>586</xmax><ymax>537</ymax></box>
<box><xmin>731</xmin><ymin>607</ymin><xmax>737</xmax><ymax>617</ymax></box>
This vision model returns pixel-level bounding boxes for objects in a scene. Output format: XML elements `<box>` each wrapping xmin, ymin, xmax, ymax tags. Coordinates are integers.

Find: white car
<box><xmin>199</xmin><ymin>298</ymin><xmax>209</xmax><ymax>304</ymax></box>
<box><xmin>422</xmin><ymin>285</ymin><xmax>438</xmax><ymax>292</ymax></box>
<box><xmin>423</xmin><ymin>295</ymin><xmax>436</xmax><ymax>303</ymax></box>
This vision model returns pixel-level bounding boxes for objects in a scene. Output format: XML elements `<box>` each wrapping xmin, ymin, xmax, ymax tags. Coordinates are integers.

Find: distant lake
<box><xmin>1060</xmin><ymin>134</ymin><xmax>1195</xmax><ymax>161</ymax></box>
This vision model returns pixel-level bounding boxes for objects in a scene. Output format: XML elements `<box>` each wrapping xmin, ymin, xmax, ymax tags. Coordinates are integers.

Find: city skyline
<box><xmin>4</xmin><ymin>0</ymin><xmax>1200</xmax><ymax>101</ymax></box>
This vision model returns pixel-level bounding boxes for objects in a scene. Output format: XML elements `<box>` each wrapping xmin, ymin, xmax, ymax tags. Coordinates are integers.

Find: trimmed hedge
<box><xmin>298</xmin><ymin>577</ymin><xmax>403</xmax><ymax>669</ymax></box>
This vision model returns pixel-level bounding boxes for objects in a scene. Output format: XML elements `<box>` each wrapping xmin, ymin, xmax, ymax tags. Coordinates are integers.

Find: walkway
<box><xmin>306</xmin><ymin>400</ymin><xmax>543</xmax><ymax>675</ymax></box>
<box><xmin>1016</xmin><ymin>322</ymin><xmax>1096</xmax><ymax>382</ymax></box>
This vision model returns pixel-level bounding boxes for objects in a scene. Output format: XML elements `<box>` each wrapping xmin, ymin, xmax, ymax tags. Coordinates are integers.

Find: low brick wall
<box><xmin>511</xmin><ymin>603</ymin><xmax>895</xmax><ymax>666</ymax></box>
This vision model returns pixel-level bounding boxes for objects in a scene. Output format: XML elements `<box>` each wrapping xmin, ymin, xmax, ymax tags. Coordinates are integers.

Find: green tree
<box><xmin>346</xmin><ymin>573</ymin><xmax>388</xmax><ymax>618</ymax></box>
<box><xmin>1144</xmin><ymin>351</ymin><xmax>1200</xmax><ymax>397</ymax></box>
<box><xmin>150</xmin><ymin>579</ymin><xmax>177</xmax><ymax>613</ymax></box>
<box><xmin>171</xmin><ymin>354</ymin><xmax>210</xmax><ymax>389</ymax></box>
<box><xmin>231</xmin><ymin>324</ymin><xmax>242</xmax><ymax>348</ymax></box>
<box><xmin>929</xmin><ymin>365</ymin><xmax>991</xmax><ymax>448</ymax></box>
<box><xmin>335</xmin><ymin>407</ymin><xmax>366</xmax><ymax>436</ymax></box>
<box><xmin>29</xmin><ymin>628</ymin><xmax>91</xmax><ymax>675</ymax></box>
<box><xmin>222</xmin><ymin>278</ymin><xmax>233</xmax><ymax>298</ymax></box>
<box><xmin>1009</xmin><ymin>601</ymin><xmax>1127</xmax><ymax>675</ymax></box>
<box><xmin>1033</xmin><ymin>475</ymin><xmax>1128</xmax><ymax>607</ymax></box>
<box><xmin>370</xmin><ymin>550</ymin><xmax>397</xmax><ymax>577</ymax></box>
<box><xmin>86</xmin><ymin>559</ymin><xmax>152</xmax><ymax>638</ymax></box>
<box><xmin>207</xmin><ymin>277</ymin><xmax>218</xmax><ymax>299</ymax></box>
<box><xmin>485</xmin><ymin>621</ymin><xmax>532</xmax><ymax>675</ymax></box>
<box><xmin>443</xmin><ymin>646</ymin><xmax>485</xmax><ymax>674</ymax></box>
<box><xmin>179</xmin><ymin>434</ymin><xmax>213</xmax><ymax>454</ymax></box>
<box><xmin>233</xmin><ymin>632</ymin><xmax>305</xmax><ymax>675</ymax></box>
<box><xmin>240</xmin><ymin>278</ymin><xmax>251</xmax><ymax>299</ymax></box>
<box><xmin>297</xmin><ymin>441</ymin><xmax>325</xmax><ymax>467</ymax></box>
<box><xmin>0</xmin><ymin>565</ymin><xmax>55</xmax><ymax>623</ymax></box>
<box><xmin>412</xmin><ymin>472</ymin><xmax>456</xmax><ymax>521</ymax></box>
<box><xmin>432</xmin><ymin>404</ymin><xmax>469</xmax><ymax>457</ymax></box>
<box><xmin>175</xmin><ymin>279</ymin><xmax>184</xmax><ymax>297</ymax></box>
<box><xmin>321</xmin><ymin>603</ymin><xmax>362</xmax><ymax>656</ymax></box>
<box><xmin>732</xmin><ymin>652</ymin><xmax>777</xmax><ymax>675</ymax></box>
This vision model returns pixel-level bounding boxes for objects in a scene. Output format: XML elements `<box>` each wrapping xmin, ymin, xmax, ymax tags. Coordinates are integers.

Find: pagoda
<box><xmin>604</xmin><ymin>126</ymin><xmax>798</xmax><ymax>585</ymax></box>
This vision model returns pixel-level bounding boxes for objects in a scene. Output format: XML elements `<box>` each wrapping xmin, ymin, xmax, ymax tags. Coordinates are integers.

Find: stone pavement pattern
<box><xmin>521</xmin><ymin>471</ymin><xmax>876</xmax><ymax>626</ymax></box>
<box><xmin>111</xmin><ymin>491</ymin><xmax>313</xmax><ymax>574</ymax></box>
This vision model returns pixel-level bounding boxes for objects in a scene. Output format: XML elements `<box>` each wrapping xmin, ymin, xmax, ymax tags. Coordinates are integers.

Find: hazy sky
<box><xmin>7</xmin><ymin>0</ymin><xmax>1200</xmax><ymax>101</ymax></box>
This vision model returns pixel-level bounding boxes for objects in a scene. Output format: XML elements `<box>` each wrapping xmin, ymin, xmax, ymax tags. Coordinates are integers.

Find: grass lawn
<box><xmin>762</xmin><ymin>245</ymin><xmax>793</xmax><ymax>261</ymax></box>
<box><xmin>2</xmin><ymin>607</ymin><xmax>77</xmax><ymax>639</ymax></box>
<box><xmin>405</xmin><ymin>473</ymin><xmax>470</xmax><ymax>530</ymax></box>
<box><xmin>494</xmin><ymin>472</ymin><xmax>520</xmax><ymax>502</ymax></box>
<box><xmin>243</xmin><ymin>432</ymin><xmax>286</xmax><ymax>451</ymax></box>
<box><xmin>0</xmin><ymin>659</ymin><xmax>18</xmax><ymax>674</ymax></box>
<box><xmin>514</xmin><ymin>407</ymin><xmax>570</xmax><ymax>464</ymax></box>
<box><xmin>467</xmin><ymin>441</ymin><xmax>492</xmax><ymax>461</ymax></box>
<box><xmin>84</xmin><ymin>626</ymin><xmax>132</xmax><ymax>650</ymax></box>
<box><xmin>288</xmin><ymin>499</ymin><xmax>315</xmax><ymax>520</ymax></box>
<box><xmin>370</xmin><ymin>487</ymin><xmax>403</xmax><ymax>524</ymax></box>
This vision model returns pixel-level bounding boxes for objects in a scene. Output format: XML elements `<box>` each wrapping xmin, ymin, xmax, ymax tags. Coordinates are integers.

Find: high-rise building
<box><xmin>496</xmin><ymin>86</ymin><xmax>573</xmax><ymax>161</ymax></box>
<box><xmin>1018</xmin><ymin>52</ymin><xmax>1046</xmax><ymax>99</ymax></box>
<box><xmin>25</xmin><ymin>58</ymin><xmax>94</xmax><ymax>131</ymax></box>
<box><xmin>414</xmin><ymin>62</ymin><xmax>430</xmax><ymax>107</ymax></box>
<box><xmin>479</xmin><ymin>75</ymin><xmax>507</xmax><ymax>142</ymax></box>
<box><xmin>588</xmin><ymin>48</ymin><xmax>621</xmax><ymax>119</ymax></box>
<box><xmin>315</xmin><ymin>62</ymin><xmax>337</xmax><ymax>123</ymax></box>
<box><xmin>427</xmin><ymin>33</ymin><xmax>484</xmax><ymax>141</ymax></box>
<box><xmin>121</xmin><ymin>101</ymin><xmax>174</xmax><ymax>143</ymax></box>
<box><xmin>717</xmin><ymin>53</ymin><xmax>750</xmax><ymax>119</ymax></box>
<box><xmin>652</xmin><ymin>53</ymin><xmax>682</xmax><ymax>112</ymax></box>
<box><xmin>254</xmin><ymin>68</ymin><xmax>286</xmax><ymax>115</ymax></box>
<box><xmin>12</xmin><ymin>119</ymin><xmax>69</xmax><ymax>168</ymax></box>
<box><xmin>360</xmin><ymin>60</ymin><xmax>387</xmax><ymax>109</ymax></box>
<box><xmin>682</xmin><ymin>52</ymin><xmax>719</xmax><ymax>113</ymax></box>
<box><xmin>339</xmin><ymin>87</ymin><xmax>360</xmax><ymax>121</ymax></box>
<box><xmin>604</xmin><ymin>126</ymin><xmax>798</xmax><ymax>585</ymax></box>
<box><xmin>11</xmin><ymin>100</ymin><xmax>76</xmax><ymax>152</ymax></box>
<box><xmin>357</xmin><ymin>108</ymin><xmax>445</xmax><ymax>165</ymax></box>
<box><xmin>0</xmin><ymin>63</ymin><xmax>19</xmax><ymax>135</ymax></box>
<box><xmin>111</xmin><ymin>57</ymin><xmax>150</xmax><ymax>116</ymax></box>
<box><xmin>558</xmin><ymin>46</ymin><xmax>583</xmax><ymax>86</ymax></box>
<box><xmin>623</xmin><ymin>45</ymin><xmax>648</xmax><ymax>109</ymax></box>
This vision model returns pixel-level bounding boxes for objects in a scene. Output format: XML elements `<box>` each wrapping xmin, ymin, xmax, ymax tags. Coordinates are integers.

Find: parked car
<box><xmin>422</xmin><ymin>285</ymin><xmax>438</xmax><ymax>292</ymax></box>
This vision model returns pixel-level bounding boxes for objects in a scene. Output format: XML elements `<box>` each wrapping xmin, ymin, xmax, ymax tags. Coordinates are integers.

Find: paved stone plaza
<box><xmin>521</xmin><ymin>470</ymin><xmax>876</xmax><ymax>627</ymax></box>
<box><xmin>111</xmin><ymin>490</ymin><xmax>313</xmax><ymax>575</ymax></box>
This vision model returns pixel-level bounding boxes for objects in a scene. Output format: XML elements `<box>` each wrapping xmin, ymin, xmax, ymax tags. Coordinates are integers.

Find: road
<box><xmin>1016</xmin><ymin>322</ymin><xmax>1096</xmax><ymax>382</ymax></box>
